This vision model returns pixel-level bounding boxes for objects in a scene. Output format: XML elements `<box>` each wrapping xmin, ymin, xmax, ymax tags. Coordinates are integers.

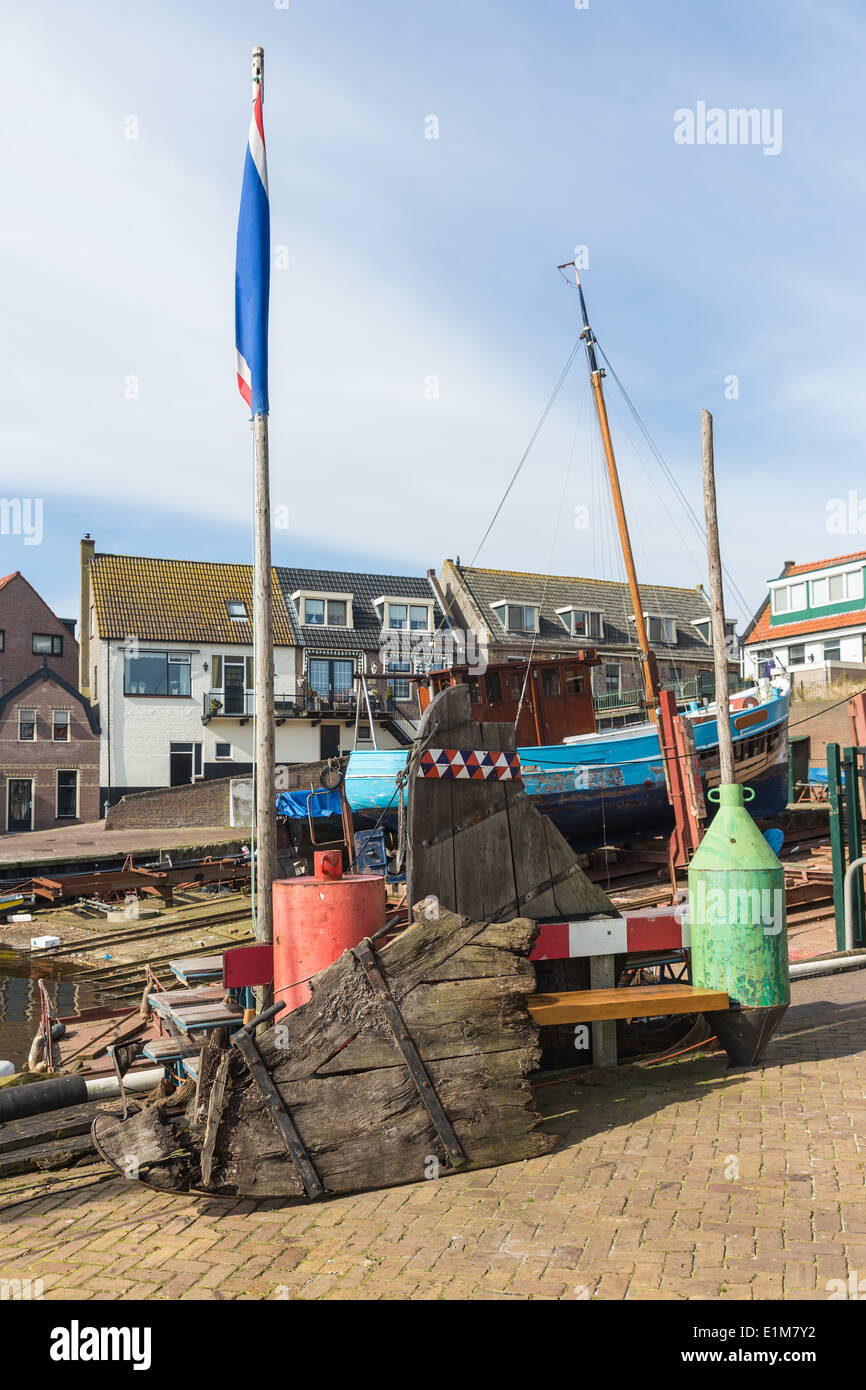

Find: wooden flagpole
<box><xmin>700</xmin><ymin>409</ymin><xmax>735</xmax><ymax>785</ymax></box>
<box><xmin>252</xmin><ymin>46</ymin><xmax>275</xmax><ymax>1016</ymax></box>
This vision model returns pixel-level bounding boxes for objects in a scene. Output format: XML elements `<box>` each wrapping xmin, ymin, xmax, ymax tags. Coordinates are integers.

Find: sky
<box><xmin>1</xmin><ymin>0</ymin><xmax>865</xmax><ymax>632</ymax></box>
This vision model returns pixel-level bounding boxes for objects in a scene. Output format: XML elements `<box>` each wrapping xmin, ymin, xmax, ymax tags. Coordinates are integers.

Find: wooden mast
<box><xmin>572</xmin><ymin>267</ymin><xmax>659</xmax><ymax>722</ymax></box>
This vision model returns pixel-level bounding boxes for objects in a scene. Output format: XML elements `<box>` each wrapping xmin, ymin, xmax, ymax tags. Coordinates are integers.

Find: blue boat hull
<box><xmin>345</xmin><ymin>690</ymin><xmax>790</xmax><ymax>849</ymax></box>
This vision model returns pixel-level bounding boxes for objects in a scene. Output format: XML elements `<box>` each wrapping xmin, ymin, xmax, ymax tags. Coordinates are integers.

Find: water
<box><xmin>0</xmin><ymin>950</ymin><xmax>108</xmax><ymax>1070</ymax></box>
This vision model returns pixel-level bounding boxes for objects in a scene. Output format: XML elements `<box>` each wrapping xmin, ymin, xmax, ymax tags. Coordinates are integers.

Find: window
<box><xmin>699</xmin><ymin>669</ymin><xmax>715</xmax><ymax>695</ymax></box>
<box><xmin>56</xmin><ymin>770</ymin><xmax>78</xmax><ymax>819</ymax></box>
<box><xmin>409</xmin><ymin>605</ymin><xmax>429</xmax><ymax>631</ymax></box>
<box><xmin>388</xmin><ymin>603</ymin><xmax>408</xmax><ymax>630</ymax></box>
<box><xmin>303</xmin><ymin>598</ymin><xmax>347</xmax><ymax>626</ymax></box>
<box><xmin>468</xmin><ymin>675</ymin><xmax>481</xmax><ymax>704</ymax></box>
<box><xmin>824</xmin><ymin>639</ymin><xmax>842</xmax><ymax>663</ymax></box>
<box><xmin>226</xmin><ymin>601</ymin><xmax>248</xmax><ymax>621</ymax></box>
<box><xmin>565</xmin><ymin>672</ymin><xmax>585</xmax><ymax>695</ymax></box>
<box><xmin>604</xmin><ymin>663</ymin><xmax>621</xmax><ymax>694</ymax></box>
<box><xmin>215</xmin><ymin>742</ymin><xmax>232</xmax><ymax>760</ymax></box>
<box><xmin>33</xmin><ymin>633</ymin><xmax>63</xmax><ymax>656</ymax></box>
<box><xmin>124</xmin><ymin>651</ymin><xmax>191</xmax><ymax>697</ymax></box>
<box><xmin>541</xmin><ymin>668</ymin><xmax>561</xmax><ymax>697</ymax></box>
<box><xmin>0</xmin><ymin>630</ymin><xmax>4</xmax><ymax>651</ymax></box>
<box><xmin>810</xmin><ymin>570</ymin><xmax>864</xmax><ymax>607</ymax></box>
<box><xmin>492</xmin><ymin>603</ymin><xmax>536</xmax><ymax>634</ymax></box>
<box><xmin>485</xmin><ymin>671</ymin><xmax>503</xmax><ymax>703</ymax></box>
<box><xmin>18</xmin><ymin>708</ymin><xmax>36</xmax><ymax>741</ymax></box>
<box><xmin>52</xmin><ymin>710</ymin><xmax>70</xmax><ymax>741</ymax></box>
<box><xmin>308</xmin><ymin>658</ymin><xmax>354</xmax><ymax>704</ymax></box>
<box><xmin>648</xmin><ymin>616</ymin><xmax>677</xmax><ymax>644</ymax></box>
<box><xmin>562</xmin><ymin>609</ymin><xmax>603</xmax><ymax>640</ymax></box>
<box><xmin>386</xmin><ymin>661</ymin><xmax>411</xmax><ymax>700</ymax></box>
<box><xmin>788</xmin><ymin>644</ymin><xmax>806</xmax><ymax>666</ymax></box>
<box><xmin>772</xmin><ymin>582</ymin><xmax>807</xmax><ymax>615</ymax></box>
<box><xmin>693</xmin><ymin>618</ymin><xmax>711</xmax><ymax>644</ymax></box>
<box><xmin>508</xmin><ymin>671</ymin><xmax>524</xmax><ymax>700</ymax></box>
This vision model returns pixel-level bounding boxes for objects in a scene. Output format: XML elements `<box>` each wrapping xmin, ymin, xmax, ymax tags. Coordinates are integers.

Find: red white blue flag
<box><xmin>235</xmin><ymin>81</ymin><xmax>269</xmax><ymax>414</ymax></box>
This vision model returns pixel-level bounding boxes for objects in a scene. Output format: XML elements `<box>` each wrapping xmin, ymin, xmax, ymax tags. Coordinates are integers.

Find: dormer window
<box><xmin>226</xmin><ymin>601</ymin><xmax>248</xmax><ymax>621</ymax></box>
<box><xmin>491</xmin><ymin>601</ymin><xmax>538</xmax><ymax>635</ymax></box>
<box><xmin>557</xmin><ymin>607</ymin><xmax>603</xmax><ymax>640</ymax></box>
<box><xmin>373</xmin><ymin>597</ymin><xmax>433</xmax><ymax>632</ymax></box>
<box><xmin>292</xmin><ymin>591</ymin><xmax>353</xmax><ymax>628</ymax></box>
<box><xmin>647</xmin><ymin>615</ymin><xmax>677</xmax><ymax>644</ymax></box>
<box><xmin>304</xmin><ymin>598</ymin><xmax>347</xmax><ymax>627</ymax></box>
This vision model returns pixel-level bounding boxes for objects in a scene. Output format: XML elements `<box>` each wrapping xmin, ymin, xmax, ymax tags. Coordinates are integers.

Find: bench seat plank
<box><xmin>528</xmin><ymin>983</ymin><xmax>729</xmax><ymax>1025</ymax></box>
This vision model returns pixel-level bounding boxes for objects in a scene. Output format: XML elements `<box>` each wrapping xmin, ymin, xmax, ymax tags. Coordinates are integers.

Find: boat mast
<box><xmin>568</xmin><ymin>265</ymin><xmax>660</xmax><ymax>722</ymax></box>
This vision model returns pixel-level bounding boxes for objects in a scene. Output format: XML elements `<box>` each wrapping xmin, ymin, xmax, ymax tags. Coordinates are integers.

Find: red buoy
<box><xmin>273</xmin><ymin>850</ymin><xmax>386</xmax><ymax>1012</ymax></box>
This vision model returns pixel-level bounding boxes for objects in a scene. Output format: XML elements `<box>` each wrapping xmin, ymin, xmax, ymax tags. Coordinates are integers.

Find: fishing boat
<box><xmin>345</xmin><ymin>271</ymin><xmax>790</xmax><ymax>847</ymax></box>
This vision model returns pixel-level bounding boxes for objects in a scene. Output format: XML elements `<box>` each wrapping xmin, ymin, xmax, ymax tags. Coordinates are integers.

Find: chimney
<box><xmin>79</xmin><ymin>533</ymin><xmax>95</xmax><ymax>698</ymax></box>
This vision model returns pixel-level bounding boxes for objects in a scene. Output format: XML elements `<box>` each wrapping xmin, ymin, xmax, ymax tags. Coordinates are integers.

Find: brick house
<box><xmin>0</xmin><ymin>664</ymin><xmax>100</xmax><ymax>833</ymax></box>
<box><xmin>0</xmin><ymin>571</ymin><xmax>78</xmax><ymax>695</ymax></box>
<box><xmin>435</xmin><ymin>560</ymin><xmax>740</xmax><ymax>728</ymax></box>
<box><xmin>0</xmin><ymin>571</ymin><xmax>100</xmax><ymax>833</ymax></box>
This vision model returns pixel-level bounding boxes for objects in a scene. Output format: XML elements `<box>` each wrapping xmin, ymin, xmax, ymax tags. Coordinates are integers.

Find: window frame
<box><xmin>32</xmin><ymin>633</ymin><xmax>63</xmax><ymax>657</ymax></box>
<box><xmin>52</xmin><ymin>709</ymin><xmax>71</xmax><ymax>742</ymax></box>
<box><xmin>18</xmin><ymin>707</ymin><xmax>36</xmax><ymax>741</ymax></box>
<box><xmin>56</xmin><ymin>769</ymin><xmax>78</xmax><ymax>820</ymax></box>
<box><xmin>226</xmin><ymin>600</ymin><xmax>248</xmax><ymax>621</ymax></box>
<box><xmin>123</xmin><ymin>649</ymin><xmax>192</xmax><ymax>698</ymax></box>
<box><xmin>647</xmin><ymin>614</ymin><xmax>677</xmax><ymax>645</ymax></box>
<box><xmin>214</xmin><ymin>742</ymin><xmax>233</xmax><ymax>761</ymax></box>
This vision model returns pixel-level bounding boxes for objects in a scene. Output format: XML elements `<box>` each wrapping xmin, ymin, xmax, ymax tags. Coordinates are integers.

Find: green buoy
<box><xmin>688</xmin><ymin>783</ymin><xmax>790</xmax><ymax>1066</ymax></box>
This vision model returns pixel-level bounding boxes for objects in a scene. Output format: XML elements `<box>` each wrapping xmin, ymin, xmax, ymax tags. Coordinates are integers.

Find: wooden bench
<box><xmin>528</xmin><ymin>983</ymin><xmax>730</xmax><ymax>1026</ymax></box>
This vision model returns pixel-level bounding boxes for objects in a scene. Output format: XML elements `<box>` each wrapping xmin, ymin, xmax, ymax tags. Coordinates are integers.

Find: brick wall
<box><xmin>0</xmin><ymin>573</ymin><xmax>79</xmax><ymax>693</ymax></box>
<box><xmin>0</xmin><ymin>672</ymin><xmax>100</xmax><ymax>830</ymax></box>
<box><xmin>106</xmin><ymin>777</ymin><xmax>234</xmax><ymax>830</ymax></box>
<box><xmin>789</xmin><ymin>696</ymin><xmax>857</xmax><ymax>769</ymax></box>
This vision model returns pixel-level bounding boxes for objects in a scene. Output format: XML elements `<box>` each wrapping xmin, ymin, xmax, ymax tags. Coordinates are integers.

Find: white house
<box><xmin>79</xmin><ymin>540</ymin><xmax>438</xmax><ymax>808</ymax></box>
<box><xmin>741</xmin><ymin>550</ymin><xmax>866</xmax><ymax>692</ymax></box>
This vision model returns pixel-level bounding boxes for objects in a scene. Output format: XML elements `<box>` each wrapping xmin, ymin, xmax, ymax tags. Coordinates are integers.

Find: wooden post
<box><xmin>700</xmin><ymin>409</ymin><xmax>734</xmax><ymax>786</ymax></box>
<box><xmin>253</xmin><ymin>408</ymin><xmax>275</xmax><ymax>1013</ymax></box>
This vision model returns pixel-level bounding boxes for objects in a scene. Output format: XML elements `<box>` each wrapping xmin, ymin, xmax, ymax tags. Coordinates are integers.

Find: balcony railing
<box><xmin>202</xmin><ymin>687</ymin><xmax>412</xmax><ymax>720</ymax></box>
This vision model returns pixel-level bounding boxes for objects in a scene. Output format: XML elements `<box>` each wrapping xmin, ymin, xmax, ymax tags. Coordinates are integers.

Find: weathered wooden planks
<box><xmin>407</xmin><ymin>685</ymin><xmax>616</xmax><ymax>921</ymax></box>
<box><xmin>92</xmin><ymin>902</ymin><xmax>556</xmax><ymax>1201</ymax></box>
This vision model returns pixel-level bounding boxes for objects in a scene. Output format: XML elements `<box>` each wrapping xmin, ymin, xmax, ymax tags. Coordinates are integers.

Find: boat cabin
<box><xmin>418</xmin><ymin>653</ymin><xmax>598</xmax><ymax>745</ymax></box>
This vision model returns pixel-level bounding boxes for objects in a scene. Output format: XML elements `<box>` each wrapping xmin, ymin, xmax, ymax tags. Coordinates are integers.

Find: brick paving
<box><xmin>2</xmin><ymin>969</ymin><xmax>866</xmax><ymax>1301</ymax></box>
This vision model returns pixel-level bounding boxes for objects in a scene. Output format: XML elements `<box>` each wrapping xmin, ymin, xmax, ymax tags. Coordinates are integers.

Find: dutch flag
<box><xmin>235</xmin><ymin>75</ymin><xmax>269</xmax><ymax>414</ymax></box>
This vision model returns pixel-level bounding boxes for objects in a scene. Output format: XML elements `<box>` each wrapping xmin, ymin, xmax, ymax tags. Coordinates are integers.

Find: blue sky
<box><xmin>1</xmin><ymin>0</ymin><xmax>865</xmax><ymax>631</ymax></box>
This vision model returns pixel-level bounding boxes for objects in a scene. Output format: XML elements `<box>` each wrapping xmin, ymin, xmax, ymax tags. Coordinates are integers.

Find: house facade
<box><xmin>0</xmin><ymin>571</ymin><xmax>78</xmax><ymax>695</ymax></box>
<box><xmin>741</xmin><ymin>551</ymin><xmax>866</xmax><ymax>693</ymax></box>
<box><xmin>0</xmin><ymin>573</ymin><xmax>99</xmax><ymax>832</ymax></box>
<box><xmin>435</xmin><ymin>560</ymin><xmax>739</xmax><ymax>728</ymax></box>
<box><xmin>81</xmin><ymin>539</ymin><xmax>440</xmax><ymax>806</ymax></box>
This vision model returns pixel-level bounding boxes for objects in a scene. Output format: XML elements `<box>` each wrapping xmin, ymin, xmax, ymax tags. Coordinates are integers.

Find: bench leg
<box><xmin>590</xmin><ymin>954</ymin><xmax>617</xmax><ymax>1067</ymax></box>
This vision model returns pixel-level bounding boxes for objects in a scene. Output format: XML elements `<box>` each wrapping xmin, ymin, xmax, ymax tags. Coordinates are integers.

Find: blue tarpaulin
<box><xmin>276</xmin><ymin>788</ymin><xmax>343</xmax><ymax>819</ymax></box>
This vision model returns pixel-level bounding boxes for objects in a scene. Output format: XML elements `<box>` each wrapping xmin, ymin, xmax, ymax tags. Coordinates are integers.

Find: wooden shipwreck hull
<box><xmin>94</xmin><ymin>904</ymin><xmax>556</xmax><ymax>1200</ymax></box>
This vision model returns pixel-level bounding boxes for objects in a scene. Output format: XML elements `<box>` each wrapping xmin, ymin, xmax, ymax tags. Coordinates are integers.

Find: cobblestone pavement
<box><xmin>1</xmin><ymin>970</ymin><xmax>865</xmax><ymax>1301</ymax></box>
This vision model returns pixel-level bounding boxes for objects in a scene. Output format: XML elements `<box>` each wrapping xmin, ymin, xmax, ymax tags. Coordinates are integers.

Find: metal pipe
<box><xmin>789</xmin><ymin>952</ymin><xmax>866</xmax><ymax>980</ymax></box>
<box><xmin>843</xmin><ymin>855</ymin><xmax>866</xmax><ymax>952</ymax></box>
